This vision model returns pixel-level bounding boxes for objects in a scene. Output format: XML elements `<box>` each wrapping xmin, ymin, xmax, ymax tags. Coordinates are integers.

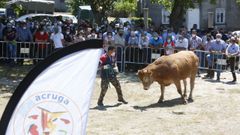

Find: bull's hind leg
<box><xmin>188</xmin><ymin>75</ymin><xmax>196</xmax><ymax>102</ymax></box>
<box><xmin>174</xmin><ymin>81</ymin><xmax>188</xmax><ymax>104</ymax></box>
<box><xmin>183</xmin><ymin>79</ymin><xmax>187</xmax><ymax>98</ymax></box>
<box><xmin>158</xmin><ymin>85</ymin><xmax>165</xmax><ymax>103</ymax></box>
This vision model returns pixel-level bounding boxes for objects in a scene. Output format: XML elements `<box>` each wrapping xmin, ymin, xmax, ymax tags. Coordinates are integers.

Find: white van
<box><xmin>0</xmin><ymin>8</ymin><xmax>6</xmax><ymax>17</ymax></box>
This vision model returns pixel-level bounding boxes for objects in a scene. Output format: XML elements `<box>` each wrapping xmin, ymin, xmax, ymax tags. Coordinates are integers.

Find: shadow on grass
<box><xmin>133</xmin><ymin>98</ymin><xmax>193</xmax><ymax>111</ymax></box>
<box><xmin>118</xmin><ymin>72</ymin><xmax>140</xmax><ymax>83</ymax></box>
<box><xmin>0</xmin><ymin>64</ymin><xmax>33</xmax><ymax>79</ymax></box>
<box><xmin>0</xmin><ymin>64</ymin><xmax>34</xmax><ymax>92</ymax></box>
<box><xmin>90</xmin><ymin>103</ymin><xmax>122</xmax><ymax>111</ymax></box>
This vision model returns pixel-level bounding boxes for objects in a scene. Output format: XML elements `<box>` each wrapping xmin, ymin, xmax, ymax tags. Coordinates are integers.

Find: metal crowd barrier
<box><xmin>0</xmin><ymin>41</ymin><xmax>239</xmax><ymax>73</ymax></box>
<box><xmin>0</xmin><ymin>41</ymin><xmax>54</xmax><ymax>60</ymax></box>
<box><xmin>122</xmin><ymin>46</ymin><xmax>239</xmax><ymax>73</ymax></box>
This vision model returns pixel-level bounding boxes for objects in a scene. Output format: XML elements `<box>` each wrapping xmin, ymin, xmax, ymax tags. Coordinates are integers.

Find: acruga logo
<box><xmin>12</xmin><ymin>92</ymin><xmax>82</xmax><ymax>135</ymax></box>
<box><xmin>27</xmin><ymin>106</ymin><xmax>70</xmax><ymax>135</ymax></box>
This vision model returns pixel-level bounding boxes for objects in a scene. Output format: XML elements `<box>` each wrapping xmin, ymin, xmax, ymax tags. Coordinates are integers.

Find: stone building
<box><xmin>139</xmin><ymin>0</ymin><xmax>240</xmax><ymax>31</ymax></box>
<box><xmin>200</xmin><ymin>0</ymin><xmax>240</xmax><ymax>31</ymax></box>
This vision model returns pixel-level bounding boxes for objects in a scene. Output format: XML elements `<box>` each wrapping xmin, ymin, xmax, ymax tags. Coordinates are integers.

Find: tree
<box><xmin>68</xmin><ymin>0</ymin><xmax>86</xmax><ymax>16</ymax></box>
<box><xmin>113</xmin><ymin>0</ymin><xmax>137</xmax><ymax>17</ymax></box>
<box><xmin>151</xmin><ymin>0</ymin><xmax>216</xmax><ymax>31</ymax></box>
<box><xmin>68</xmin><ymin>0</ymin><xmax>117</xmax><ymax>24</ymax></box>
<box><xmin>0</xmin><ymin>0</ymin><xmax>7</xmax><ymax>8</ymax></box>
<box><xmin>88</xmin><ymin>0</ymin><xmax>116</xmax><ymax>24</ymax></box>
<box><xmin>11</xmin><ymin>3</ymin><xmax>26</xmax><ymax>17</ymax></box>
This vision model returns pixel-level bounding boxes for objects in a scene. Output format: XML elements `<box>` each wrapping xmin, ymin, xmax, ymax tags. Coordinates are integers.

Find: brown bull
<box><xmin>137</xmin><ymin>51</ymin><xmax>199</xmax><ymax>104</ymax></box>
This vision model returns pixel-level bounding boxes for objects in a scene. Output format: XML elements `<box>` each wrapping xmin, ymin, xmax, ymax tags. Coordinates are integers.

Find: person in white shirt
<box><xmin>114</xmin><ymin>28</ymin><xmax>125</xmax><ymax>47</ymax></box>
<box><xmin>225</xmin><ymin>37</ymin><xmax>239</xmax><ymax>83</ymax></box>
<box><xmin>175</xmin><ymin>35</ymin><xmax>189</xmax><ymax>51</ymax></box>
<box><xmin>189</xmin><ymin>30</ymin><xmax>203</xmax><ymax>51</ymax></box>
<box><xmin>50</xmin><ymin>26</ymin><xmax>64</xmax><ymax>51</ymax></box>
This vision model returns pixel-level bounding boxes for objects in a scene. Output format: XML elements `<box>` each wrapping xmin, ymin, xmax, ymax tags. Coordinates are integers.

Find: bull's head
<box><xmin>137</xmin><ymin>69</ymin><xmax>154</xmax><ymax>90</ymax></box>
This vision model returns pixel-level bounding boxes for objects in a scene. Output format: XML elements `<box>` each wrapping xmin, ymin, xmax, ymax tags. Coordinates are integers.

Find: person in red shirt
<box><xmin>97</xmin><ymin>46</ymin><xmax>128</xmax><ymax>107</ymax></box>
<box><xmin>163</xmin><ymin>36</ymin><xmax>175</xmax><ymax>55</ymax></box>
<box><xmin>34</xmin><ymin>27</ymin><xmax>49</xmax><ymax>62</ymax></box>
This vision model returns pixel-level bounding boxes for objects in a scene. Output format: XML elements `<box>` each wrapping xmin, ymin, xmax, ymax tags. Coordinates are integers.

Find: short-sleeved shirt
<box><xmin>128</xmin><ymin>36</ymin><xmax>139</xmax><ymax>46</ymax></box>
<box><xmin>35</xmin><ymin>32</ymin><xmax>49</xmax><ymax>49</ymax></box>
<box><xmin>209</xmin><ymin>40</ymin><xmax>226</xmax><ymax>52</ymax></box>
<box><xmin>17</xmin><ymin>27</ymin><xmax>33</xmax><ymax>42</ymax></box>
<box><xmin>50</xmin><ymin>32</ymin><xmax>64</xmax><ymax>49</ymax></box>
<box><xmin>175</xmin><ymin>38</ymin><xmax>188</xmax><ymax>50</ymax></box>
<box><xmin>226</xmin><ymin>43</ymin><xmax>239</xmax><ymax>55</ymax></box>
<box><xmin>189</xmin><ymin>36</ymin><xmax>202</xmax><ymax>49</ymax></box>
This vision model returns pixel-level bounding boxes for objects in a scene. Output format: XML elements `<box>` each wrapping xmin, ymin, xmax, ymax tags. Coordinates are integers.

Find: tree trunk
<box><xmin>169</xmin><ymin>0</ymin><xmax>186</xmax><ymax>32</ymax></box>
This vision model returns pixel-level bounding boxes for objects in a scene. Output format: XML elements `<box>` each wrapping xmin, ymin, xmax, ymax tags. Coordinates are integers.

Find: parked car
<box><xmin>232</xmin><ymin>30</ymin><xmax>240</xmax><ymax>36</ymax></box>
<box><xmin>16</xmin><ymin>13</ymin><xmax>55</xmax><ymax>22</ymax></box>
<box><xmin>16</xmin><ymin>13</ymin><xmax>78</xmax><ymax>24</ymax></box>
<box><xmin>0</xmin><ymin>8</ymin><xmax>6</xmax><ymax>17</ymax></box>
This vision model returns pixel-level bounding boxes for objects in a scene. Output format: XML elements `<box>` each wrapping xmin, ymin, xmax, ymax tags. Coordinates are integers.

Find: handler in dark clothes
<box><xmin>97</xmin><ymin>46</ymin><xmax>128</xmax><ymax>106</ymax></box>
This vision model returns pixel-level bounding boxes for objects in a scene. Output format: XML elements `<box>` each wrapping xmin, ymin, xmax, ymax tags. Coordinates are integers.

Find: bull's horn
<box><xmin>143</xmin><ymin>69</ymin><xmax>147</xmax><ymax>73</ymax></box>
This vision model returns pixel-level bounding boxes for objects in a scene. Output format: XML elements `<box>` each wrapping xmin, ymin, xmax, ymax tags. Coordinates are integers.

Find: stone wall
<box><xmin>200</xmin><ymin>0</ymin><xmax>240</xmax><ymax>31</ymax></box>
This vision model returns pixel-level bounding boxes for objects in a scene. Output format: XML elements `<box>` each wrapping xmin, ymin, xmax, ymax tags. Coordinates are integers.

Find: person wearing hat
<box><xmin>225</xmin><ymin>37</ymin><xmax>239</xmax><ymax>83</ymax></box>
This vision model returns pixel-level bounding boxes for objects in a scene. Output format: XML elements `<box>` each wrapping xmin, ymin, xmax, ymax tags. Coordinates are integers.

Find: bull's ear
<box><xmin>136</xmin><ymin>70</ymin><xmax>141</xmax><ymax>75</ymax></box>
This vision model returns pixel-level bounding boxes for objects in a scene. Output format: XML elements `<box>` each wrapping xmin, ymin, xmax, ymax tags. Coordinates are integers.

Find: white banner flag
<box><xmin>0</xmin><ymin>40</ymin><xmax>103</xmax><ymax>135</ymax></box>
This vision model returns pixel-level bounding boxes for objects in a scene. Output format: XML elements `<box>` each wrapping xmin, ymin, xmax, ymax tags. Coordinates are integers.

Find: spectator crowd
<box><xmin>0</xmin><ymin>16</ymin><xmax>239</xmax><ymax>82</ymax></box>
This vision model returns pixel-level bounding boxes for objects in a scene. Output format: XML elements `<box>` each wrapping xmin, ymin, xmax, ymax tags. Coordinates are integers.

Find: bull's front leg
<box><xmin>158</xmin><ymin>84</ymin><xmax>165</xmax><ymax>103</ymax></box>
<box><xmin>183</xmin><ymin>79</ymin><xmax>187</xmax><ymax>98</ymax></box>
<box><xmin>174</xmin><ymin>81</ymin><xmax>188</xmax><ymax>104</ymax></box>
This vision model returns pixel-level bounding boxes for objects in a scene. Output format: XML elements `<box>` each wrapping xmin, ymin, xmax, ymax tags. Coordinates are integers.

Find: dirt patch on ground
<box><xmin>0</xmin><ymin>65</ymin><xmax>240</xmax><ymax>135</ymax></box>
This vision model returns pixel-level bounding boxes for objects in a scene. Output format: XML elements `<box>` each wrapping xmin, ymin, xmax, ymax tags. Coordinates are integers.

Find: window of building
<box><xmin>162</xmin><ymin>8</ymin><xmax>170</xmax><ymax>24</ymax></box>
<box><xmin>60</xmin><ymin>0</ymin><xmax>65</xmax><ymax>3</ymax></box>
<box><xmin>215</xmin><ymin>8</ymin><xmax>225</xmax><ymax>24</ymax></box>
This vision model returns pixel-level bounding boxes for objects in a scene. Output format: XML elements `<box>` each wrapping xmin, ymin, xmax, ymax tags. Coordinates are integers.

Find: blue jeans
<box><xmin>195</xmin><ymin>51</ymin><xmax>205</xmax><ymax>67</ymax></box>
<box><xmin>8</xmin><ymin>43</ymin><xmax>17</xmax><ymax>58</ymax></box>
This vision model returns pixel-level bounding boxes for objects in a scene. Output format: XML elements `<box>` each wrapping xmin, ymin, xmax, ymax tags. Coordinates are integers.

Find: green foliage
<box><xmin>68</xmin><ymin>0</ymin><xmax>86</xmax><ymax>16</ymax></box>
<box><xmin>11</xmin><ymin>3</ymin><xmax>26</xmax><ymax>17</ymax></box>
<box><xmin>0</xmin><ymin>0</ymin><xmax>7</xmax><ymax>8</ymax></box>
<box><xmin>113</xmin><ymin>0</ymin><xmax>137</xmax><ymax>17</ymax></box>
<box><xmin>151</xmin><ymin>0</ymin><xmax>172</xmax><ymax>11</ymax></box>
<box><xmin>237</xmin><ymin>0</ymin><xmax>240</xmax><ymax>4</ymax></box>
